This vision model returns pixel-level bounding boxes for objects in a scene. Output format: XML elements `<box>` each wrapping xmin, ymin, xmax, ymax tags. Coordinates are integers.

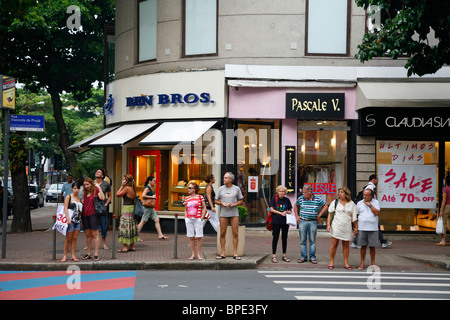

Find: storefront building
<box><xmin>356</xmin><ymin>68</ymin><xmax>450</xmax><ymax>232</ymax></box>
<box><xmin>226</xmin><ymin>65</ymin><xmax>358</xmax><ymax>224</ymax></box>
<box><xmin>69</xmin><ymin>70</ymin><xmax>226</xmax><ymax>229</ymax></box>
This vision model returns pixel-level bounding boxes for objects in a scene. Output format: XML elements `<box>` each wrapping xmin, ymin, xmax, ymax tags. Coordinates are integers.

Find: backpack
<box><xmin>354</xmin><ymin>184</ymin><xmax>368</xmax><ymax>203</ymax></box>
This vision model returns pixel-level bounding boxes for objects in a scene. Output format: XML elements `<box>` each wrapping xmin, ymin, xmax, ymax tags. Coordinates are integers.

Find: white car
<box><xmin>46</xmin><ymin>184</ymin><xmax>64</xmax><ymax>202</ymax></box>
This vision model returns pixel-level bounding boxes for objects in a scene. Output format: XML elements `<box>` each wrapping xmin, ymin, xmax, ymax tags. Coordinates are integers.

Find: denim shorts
<box><xmin>67</xmin><ymin>222</ymin><xmax>81</xmax><ymax>233</ymax></box>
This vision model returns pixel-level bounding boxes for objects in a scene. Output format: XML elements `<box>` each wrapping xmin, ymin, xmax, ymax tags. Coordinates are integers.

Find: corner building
<box><xmin>69</xmin><ymin>0</ymin><xmax>450</xmax><ymax>233</ymax></box>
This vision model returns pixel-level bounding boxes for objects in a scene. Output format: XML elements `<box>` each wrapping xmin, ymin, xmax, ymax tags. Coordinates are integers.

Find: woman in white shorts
<box><xmin>184</xmin><ymin>182</ymin><xmax>207</xmax><ymax>260</ymax></box>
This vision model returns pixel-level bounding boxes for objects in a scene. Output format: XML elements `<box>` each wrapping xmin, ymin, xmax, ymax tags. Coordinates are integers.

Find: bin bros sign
<box><xmin>126</xmin><ymin>92</ymin><xmax>214</xmax><ymax>107</ymax></box>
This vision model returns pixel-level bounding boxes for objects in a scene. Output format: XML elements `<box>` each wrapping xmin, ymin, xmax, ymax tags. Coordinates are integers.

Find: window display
<box><xmin>376</xmin><ymin>140</ymin><xmax>439</xmax><ymax>231</ymax></box>
<box><xmin>169</xmin><ymin>149</ymin><xmax>211</xmax><ymax>211</ymax></box>
<box><xmin>297</xmin><ymin>121</ymin><xmax>349</xmax><ymax>205</ymax></box>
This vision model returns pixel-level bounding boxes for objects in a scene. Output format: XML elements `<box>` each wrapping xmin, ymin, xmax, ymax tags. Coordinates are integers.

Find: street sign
<box><xmin>10</xmin><ymin>114</ymin><xmax>45</xmax><ymax>132</ymax></box>
<box><xmin>1</xmin><ymin>75</ymin><xmax>15</xmax><ymax>110</ymax></box>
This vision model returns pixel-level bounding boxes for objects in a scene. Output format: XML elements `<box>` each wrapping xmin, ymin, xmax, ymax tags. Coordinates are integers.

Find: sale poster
<box><xmin>377</xmin><ymin>164</ymin><xmax>437</xmax><ymax>209</ymax></box>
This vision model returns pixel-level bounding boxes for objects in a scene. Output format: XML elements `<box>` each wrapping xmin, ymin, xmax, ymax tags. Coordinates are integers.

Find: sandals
<box><xmin>282</xmin><ymin>256</ymin><xmax>290</xmax><ymax>262</ymax></box>
<box><xmin>216</xmin><ymin>255</ymin><xmax>226</xmax><ymax>260</ymax></box>
<box><xmin>82</xmin><ymin>254</ymin><xmax>91</xmax><ymax>260</ymax></box>
<box><xmin>159</xmin><ymin>236</ymin><xmax>169</xmax><ymax>240</ymax></box>
<box><xmin>271</xmin><ymin>257</ymin><xmax>278</xmax><ymax>263</ymax></box>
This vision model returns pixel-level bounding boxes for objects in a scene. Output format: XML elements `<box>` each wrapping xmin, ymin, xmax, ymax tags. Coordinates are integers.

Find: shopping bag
<box><xmin>286</xmin><ymin>213</ymin><xmax>297</xmax><ymax>227</ymax></box>
<box><xmin>52</xmin><ymin>205</ymin><xmax>73</xmax><ymax>236</ymax></box>
<box><xmin>436</xmin><ymin>216</ymin><xmax>444</xmax><ymax>234</ymax></box>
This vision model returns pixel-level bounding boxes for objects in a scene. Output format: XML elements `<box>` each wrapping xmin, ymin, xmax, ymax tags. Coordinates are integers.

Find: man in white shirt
<box><xmin>357</xmin><ymin>189</ymin><xmax>380</xmax><ymax>270</ymax></box>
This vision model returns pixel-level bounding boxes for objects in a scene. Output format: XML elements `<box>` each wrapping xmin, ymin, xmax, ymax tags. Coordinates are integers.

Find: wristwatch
<box><xmin>368</xmin><ymin>204</ymin><xmax>372</xmax><ymax>208</ymax></box>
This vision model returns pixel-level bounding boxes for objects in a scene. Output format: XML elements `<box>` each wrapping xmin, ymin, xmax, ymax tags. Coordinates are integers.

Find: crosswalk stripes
<box><xmin>259</xmin><ymin>270</ymin><xmax>450</xmax><ymax>300</ymax></box>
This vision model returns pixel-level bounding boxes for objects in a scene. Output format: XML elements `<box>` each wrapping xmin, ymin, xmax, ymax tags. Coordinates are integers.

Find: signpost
<box><xmin>1</xmin><ymin>75</ymin><xmax>15</xmax><ymax>259</ymax></box>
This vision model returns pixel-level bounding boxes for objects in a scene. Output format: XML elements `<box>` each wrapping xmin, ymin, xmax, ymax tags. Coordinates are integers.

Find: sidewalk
<box><xmin>0</xmin><ymin>205</ymin><xmax>449</xmax><ymax>271</ymax></box>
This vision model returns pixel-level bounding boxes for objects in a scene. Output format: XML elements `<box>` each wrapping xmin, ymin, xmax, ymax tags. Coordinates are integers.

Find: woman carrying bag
<box><xmin>269</xmin><ymin>185</ymin><xmax>293</xmax><ymax>263</ymax></box>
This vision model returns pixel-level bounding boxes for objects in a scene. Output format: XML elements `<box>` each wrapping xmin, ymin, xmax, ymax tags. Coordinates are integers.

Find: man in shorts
<box><xmin>356</xmin><ymin>188</ymin><xmax>380</xmax><ymax>270</ymax></box>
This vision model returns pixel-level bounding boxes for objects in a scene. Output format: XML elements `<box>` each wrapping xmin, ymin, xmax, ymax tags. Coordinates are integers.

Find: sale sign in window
<box><xmin>377</xmin><ymin>164</ymin><xmax>437</xmax><ymax>209</ymax></box>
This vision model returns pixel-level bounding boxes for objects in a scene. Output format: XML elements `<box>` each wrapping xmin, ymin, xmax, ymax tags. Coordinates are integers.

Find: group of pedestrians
<box><xmin>269</xmin><ymin>175</ymin><xmax>387</xmax><ymax>270</ymax></box>
<box><xmin>59</xmin><ymin>169</ymin><xmax>169</xmax><ymax>262</ymax></box>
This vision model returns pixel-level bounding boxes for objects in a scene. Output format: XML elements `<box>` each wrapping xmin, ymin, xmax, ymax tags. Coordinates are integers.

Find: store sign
<box><xmin>126</xmin><ymin>92</ymin><xmax>214</xmax><ymax>107</ymax></box>
<box><xmin>378</xmin><ymin>140</ymin><xmax>436</xmax><ymax>165</ymax></box>
<box><xmin>304</xmin><ymin>183</ymin><xmax>337</xmax><ymax>195</ymax></box>
<box><xmin>285</xmin><ymin>146</ymin><xmax>296</xmax><ymax>193</ymax></box>
<box><xmin>1</xmin><ymin>75</ymin><xmax>15</xmax><ymax>110</ymax></box>
<box><xmin>359</xmin><ymin>107</ymin><xmax>450</xmax><ymax>137</ymax></box>
<box><xmin>377</xmin><ymin>164</ymin><xmax>437</xmax><ymax>209</ymax></box>
<box><xmin>285</xmin><ymin>93</ymin><xmax>345</xmax><ymax>119</ymax></box>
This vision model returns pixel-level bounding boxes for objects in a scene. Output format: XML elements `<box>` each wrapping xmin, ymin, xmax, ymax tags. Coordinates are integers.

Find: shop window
<box><xmin>376</xmin><ymin>140</ymin><xmax>439</xmax><ymax>231</ymax></box>
<box><xmin>297</xmin><ymin>121</ymin><xmax>349</xmax><ymax>205</ymax></box>
<box><xmin>129</xmin><ymin>150</ymin><xmax>160</xmax><ymax>210</ymax></box>
<box><xmin>138</xmin><ymin>0</ymin><xmax>157</xmax><ymax>62</ymax></box>
<box><xmin>236</xmin><ymin>122</ymin><xmax>280</xmax><ymax>224</ymax></box>
<box><xmin>306</xmin><ymin>0</ymin><xmax>350</xmax><ymax>55</ymax></box>
<box><xmin>169</xmin><ymin>147</ymin><xmax>212</xmax><ymax>211</ymax></box>
<box><xmin>183</xmin><ymin>0</ymin><xmax>218</xmax><ymax>57</ymax></box>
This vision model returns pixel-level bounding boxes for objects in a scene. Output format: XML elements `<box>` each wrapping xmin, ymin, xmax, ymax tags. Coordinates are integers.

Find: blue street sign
<box><xmin>10</xmin><ymin>114</ymin><xmax>45</xmax><ymax>132</ymax></box>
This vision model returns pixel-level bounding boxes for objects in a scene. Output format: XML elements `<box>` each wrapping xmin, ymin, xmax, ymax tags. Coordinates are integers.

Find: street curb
<box><xmin>398</xmin><ymin>254</ymin><xmax>450</xmax><ymax>271</ymax></box>
<box><xmin>0</xmin><ymin>254</ymin><xmax>269</xmax><ymax>271</ymax></box>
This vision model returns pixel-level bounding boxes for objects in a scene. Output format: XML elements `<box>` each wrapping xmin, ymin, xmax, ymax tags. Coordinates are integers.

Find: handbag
<box><xmin>134</xmin><ymin>195</ymin><xmax>144</xmax><ymax>219</ymax></box>
<box><xmin>328</xmin><ymin>198</ymin><xmax>339</xmax><ymax>225</ymax></box>
<box><xmin>266</xmin><ymin>194</ymin><xmax>278</xmax><ymax>231</ymax></box>
<box><xmin>94</xmin><ymin>197</ymin><xmax>107</xmax><ymax>217</ymax></box>
<box><xmin>142</xmin><ymin>197</ymin><xmax>156</xmax><ymax>208</ymax></box>
<box><xmin>200</xmin><ymin>195</ymin><xmax>210</xmax><ymax>220</ymax></box>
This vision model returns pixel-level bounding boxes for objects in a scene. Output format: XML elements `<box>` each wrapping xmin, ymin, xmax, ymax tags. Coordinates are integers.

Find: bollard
<box><xmin>112</xmin><ymin>214</ymin><xmax>116</xmax><ymax>259</ymax></box>
<box><xmin>174</xmin><ymin>213</ymin><xmax>178</xmax><ymax>259</ymax></box>
<box><xmin>52</xmin><ymin>215</ymin><xmax>56</xmax><ymax>260</ymax></box>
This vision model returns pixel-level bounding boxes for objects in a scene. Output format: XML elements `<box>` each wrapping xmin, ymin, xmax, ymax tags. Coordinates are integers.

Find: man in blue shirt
<box><xmin>294</xmin><ymin>185</ymin><xmax>328</xmax><ymax>264</ymax></box>
<box><xmin>59</xmin><ymin>175</ymin><xmax>73</xmax><ymax>203</ymax></box>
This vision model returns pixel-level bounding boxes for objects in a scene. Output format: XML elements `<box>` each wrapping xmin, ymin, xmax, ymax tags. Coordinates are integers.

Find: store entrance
<box><xmin>129</xmin><ymin>150</ymin><xmax>160</xmax><ymax>210</ymax></box>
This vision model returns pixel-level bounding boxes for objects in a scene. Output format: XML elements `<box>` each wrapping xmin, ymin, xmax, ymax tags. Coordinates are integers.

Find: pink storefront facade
<box><xmin>226</xmin><ymin>76</ymin><xmax>358</xmax><ymax>225</ymax></box>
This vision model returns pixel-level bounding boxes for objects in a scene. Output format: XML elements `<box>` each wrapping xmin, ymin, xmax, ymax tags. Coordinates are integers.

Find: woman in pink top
<box><xmin>184</xmin><ymin>182</ymin><xmax>207</xmax><ymax>260</ymax></box>
<box><xmin>437</xmin><ymin>176</ymin><xmax>450</xmax><ymax>246</ymax></box>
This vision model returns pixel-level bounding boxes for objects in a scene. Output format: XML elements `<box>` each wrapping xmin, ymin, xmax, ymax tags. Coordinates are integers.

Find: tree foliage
<box><xmin>355</xmin><ymin>0</ymin><xmax>450</xmax><ymax>76</ymax></box>
<box><xmin>0</xmin><ymin>0</ymin><xmax>115</xmax><ymax>170</ymax></box>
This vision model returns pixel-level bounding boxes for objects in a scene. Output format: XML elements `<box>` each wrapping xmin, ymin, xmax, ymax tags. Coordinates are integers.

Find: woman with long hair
<box><xmin>81</xmin><ymin>177</ymin><xmax>105</xmax><ymax>261</ymax></box>
<box><xmin>61</xmin><ymin>182</ymin><xmax>83</xmax><ymax>262</ymax></box>
<box><xmin>116</xmin><ymin>174</ymin><xmax>139</xmax><ymax>252</ymax></box>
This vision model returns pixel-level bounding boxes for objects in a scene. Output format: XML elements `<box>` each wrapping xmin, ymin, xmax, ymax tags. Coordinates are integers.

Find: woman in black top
<box><xmin>269</xmin><ymin>185</ymin><xmax>293</xmax><ymax>263</ymax></box>
<box><xmin>203</xmin><ymin>174</ymin><xmax>219</xmax><ymax>232</ymax></box>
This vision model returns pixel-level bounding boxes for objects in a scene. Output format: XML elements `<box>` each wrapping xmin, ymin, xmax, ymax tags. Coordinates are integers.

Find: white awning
<box><xmin>139</xmin><ymin>121</ymin><xmax>217</xmax><ymax>145</ymax></box>
<box><xmin>89</xmin><ymin>123</ymin><xmax>159</xmax><ymax>147</ymax></box>
<box><xmin>356</xmin><ymin>82</ymin><xmax>450</xmax><ymax>109</ymax></box>
<box><xmin>67</xmin><ymin>125</ymin><xmax>121</xmax><ymax>153</ymax></box>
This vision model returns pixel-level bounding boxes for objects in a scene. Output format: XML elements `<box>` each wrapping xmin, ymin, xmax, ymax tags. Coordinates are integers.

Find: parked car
<box><xmin>46</xmin><ymin>183</ymin><xmax>65</xmax><ymax>202</ymax></box>
<box><xmin>29</xmin><ymin>184</ymin><xmax>44</xmax><ymax>208</ymax></box>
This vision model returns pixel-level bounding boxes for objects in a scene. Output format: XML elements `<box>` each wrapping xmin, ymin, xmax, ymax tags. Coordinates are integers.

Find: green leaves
<box><xmin>355</xmin><ymin>0</ymin><xmax>450</xmax><ymax>76</ymax></box>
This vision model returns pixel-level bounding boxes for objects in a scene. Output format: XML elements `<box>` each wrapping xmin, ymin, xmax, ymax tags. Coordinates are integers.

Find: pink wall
<box><xmin>228</xmin><ymin>86</ymin><xmax>357</xmax><ymax>120</ymax></box>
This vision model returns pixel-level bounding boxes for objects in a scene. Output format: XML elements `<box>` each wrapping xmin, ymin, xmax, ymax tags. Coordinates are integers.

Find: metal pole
<box><xmin>112</xmin><ymin>213</ymin><xmax>116</xmax><ymax>259</ymax></box>
<box><xmin>2</xmin><ymin>109</ymin><xmax>10</xmax><ymax>259</ymax></box>
<box><xmin>173</xmin><ymin>213</ymin><xmax>178</xmax><ymax>259</ymax></box>
<box><xmin>52</xmin><ymin>214</ymin><xmax>56</xmax><ymax>260</ymax></box>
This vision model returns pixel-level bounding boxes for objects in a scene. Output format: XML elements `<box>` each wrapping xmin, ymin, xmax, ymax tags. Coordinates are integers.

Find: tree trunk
<box><xmin>10</xmin><ymin>135</ymin><xmax>32</xmax><ymax>233</ymax></box>
<box><xmin>48</xmin><ymin>87</ymin><xmax>78</xmax><ymax>173</ymax></box>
